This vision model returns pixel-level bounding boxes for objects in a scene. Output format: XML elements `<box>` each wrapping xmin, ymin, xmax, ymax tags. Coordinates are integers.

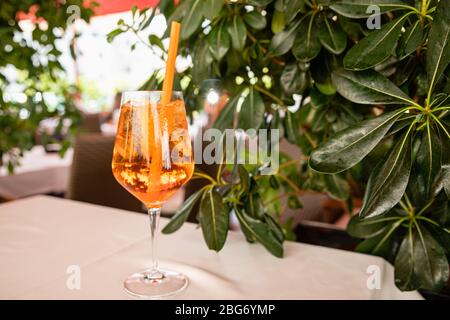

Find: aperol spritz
<box><xmin>112</xmin><ymin>91</ymin><xmax>194</xmax><ymax>298</ymax></box>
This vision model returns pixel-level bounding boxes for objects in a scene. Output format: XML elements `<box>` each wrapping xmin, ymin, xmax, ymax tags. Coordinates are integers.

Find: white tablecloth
<box><xmin>0</xmin><ymin>196</ymin><xmax>422</xmax><ymax>300</ymax></box>
<box><xmin>0</xmin><ymin>147</ymin><xmax>73</xmax><ymax>199</ymax></box>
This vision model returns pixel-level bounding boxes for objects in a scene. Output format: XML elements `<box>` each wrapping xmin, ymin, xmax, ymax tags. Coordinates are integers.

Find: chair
<box><xmin>67</xmin><ymin>134</ymin><xmax>144</xmax><ymax>212</ymax></box>
<box><xmin>80</xmin><ymin>113</ymin><xmax>102</xmax><ymax>133</ymax></box>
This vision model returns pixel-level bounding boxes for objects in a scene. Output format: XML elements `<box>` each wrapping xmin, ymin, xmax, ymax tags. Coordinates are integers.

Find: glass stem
<box><xmin>147</xmin><ymin>207</ymin><xmax>163</xmax><ymax>279</ymax></box>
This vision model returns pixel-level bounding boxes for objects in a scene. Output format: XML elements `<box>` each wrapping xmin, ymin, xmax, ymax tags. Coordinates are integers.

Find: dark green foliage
<box><xmin>111</xmin><ymin>0</ymin><xmax>450</xmax><ymax>292</ymax></box>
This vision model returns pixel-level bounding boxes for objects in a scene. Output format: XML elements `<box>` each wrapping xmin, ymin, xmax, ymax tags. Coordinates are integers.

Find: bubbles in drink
<box><xmin>112</xmin><ymin>99</ymin><xmax>194</xmax><ymax>207</ymax></box>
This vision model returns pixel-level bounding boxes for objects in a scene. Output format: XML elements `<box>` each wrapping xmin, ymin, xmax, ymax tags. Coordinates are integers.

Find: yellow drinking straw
<box><xmin>161</xmin><ymin>21</ymin><xmax>181</xmax><ymax>106</ymax></box>
<box><xmin>148</xmin><ymin>21</ymin><xmax>181</xmax><ymax>191</ymax></box>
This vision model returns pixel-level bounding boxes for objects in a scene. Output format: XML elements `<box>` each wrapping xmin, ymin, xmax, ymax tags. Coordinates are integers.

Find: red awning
<box><xmin>91</xmin><ymin>0</ymin><xmax>159</xmax><ymax>16</ymax></box>
<box><xmin>17</xmin><ymin>0</ymin><xmax>162</xmax><ymax>21</ymax></box>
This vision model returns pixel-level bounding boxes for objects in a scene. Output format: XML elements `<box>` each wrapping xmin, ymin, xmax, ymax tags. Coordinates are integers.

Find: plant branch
<box><xmin>403</xmin><ymin>193</ymin><xmax>414</xmax><ymax>215</ymax></box>
<box><xmin>132</xmin><ymin>29</ymin><xmax>165</xmax><ymax>61</ymax></box>
<box><xmin>275</xmin><ymin>173</ymin><xmax>302</xmax><ymax>193</ymax></box>
<box><xmin>416</xmin><ymin>216</ymin><xmax>440</xmax><ymax>227</ymax></box>
<box><xmin>246</xmin><ymin>31</ymin><xmax>285</xmax><ymax>66</ymax></box>
<box><xmin>432</xmin><ymin>106</ymin><xmax>450</xmax><ymax>112</ymax></box>
<box><xmin>300</xmin><ymin>126</ymin><xmax>318</xmax><ymax>149</ymax></box>
<box><xmin>193</xmin><ymin>171</ymin><xmax>217</xmax><ymax>184</ymax></box>
<box><xmin>278</xmin><ymin>158</ymin><xmax>304</xmax><ymax>170</ymax></box>
<box><xmin>399</xmin><ymin>200</ymin><xmax>410</xmax><ymax>213</ymax></box>
<box><xmin>264</xmin><ymin>190</ymin><xmax>304</xmax><ymax>206</ymax></box>
<box><xmin>254</xmin><ymin>84</ymin><xmax>285</xmax><ymax>107</ymax></box>
<box><xmin>438</xmin><ymin>110</ymin><xmax>449</xmax><ymax>119</ymax></box>
<box><xmin>416</xmin><ymin>198</ymin><xmax>435</xmax><ymax>217</ymax></box>
<box><xmin>216</xmin><ymin>136</ymin><xmax>226</xmax><ymax>183</ymax></box>
<box><xmin>420</xmin><ymin>0</ymin><xmax>427</xmax><ymax>23</ymax></box>
<box><xmin>429</xmin><ymin>113</ymin><xmax>450</xmax><ymax>139</ymax></box>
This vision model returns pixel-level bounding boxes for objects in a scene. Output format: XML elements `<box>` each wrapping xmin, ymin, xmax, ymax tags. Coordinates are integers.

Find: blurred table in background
<box><xmin>0</xmin><ymin>196</ymin><xmax>422</xmax><ymax>300</ymax></box>
<box><xmin>0</xmin><ymin>146</ymin><xmax>73</xmax><ymax>200</ymax></box>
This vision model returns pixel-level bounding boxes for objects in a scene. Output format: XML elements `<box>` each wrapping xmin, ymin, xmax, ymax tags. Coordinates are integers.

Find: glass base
<box><xmin>124</xmin><ymin>269</ymin><xmax>188</xmax><ymax>299</ymax></box>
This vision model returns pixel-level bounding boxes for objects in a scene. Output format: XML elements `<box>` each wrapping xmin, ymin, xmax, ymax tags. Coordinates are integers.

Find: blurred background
<box><xmin>0</xmin><ymin>0</ymin><xmax>185</xmax><ymax>211</ymax></box>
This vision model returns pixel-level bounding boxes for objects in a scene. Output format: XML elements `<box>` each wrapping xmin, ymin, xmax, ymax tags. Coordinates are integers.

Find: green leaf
<box><xmin>245</xmin><ymin>191</ymin><xmax>264</xmax><ymax>219</ymax></box>
<box><xmin>426</xmin><ymin>0</ymin><xmax>450</xmax><ymax>96</ymax></box>
<box><xmin>427</xmin><ymin>192</ymin><xmax>450</xmax><ymax>226</ymax></box>
<box><xmin>386</xmin><ymin>114</ymin><xmax>416</xmax><ymax>136</ymax></box>
<box><xmin>149</xmin><ymin>34</ymin><xmax>165</xmax><ymax>51</ymax></box>
<box><xmin>208</xmin><ymin>22</ymin><xmax>230</xmax><ymax>61</ymax></box>
<box><xmin>339</xmin><ymin>16</ymin><xmax>363</xmax><ymax>42</ymax></box>
<box><xmin>269</xmin><ymin>18</ymin><xmax>302</xmax><ymax>56</ymax></box>
<box><xmin>165</xmin><ymin>0</ymin><xmax>190</xmax><ymax>27</ymax></box>
<box><xmin>235</xmin><ymin>206</ymin><xmax>256</xmax><ymax>243</ymax></box>
<box><xmin>269</xmin><ymin>175</ymin><xmax>280</xmax><ymax>189</ymax></box>
<box><xmin>238</xmin><ymin>165</ymin><xmax>250</xmax><ymax>196</ymax></box>
<box><xmin>139</xmin><ymin>9</ymin><xmax>155</xmax><ymax>30</ymax></box>
<box><xmin>427</xmin><ymin>222</ymin><xmax>450</xmax><ymax>256</ymax></box>
<box><xmin>440</xmin><ymin>125</ymin><xmax>450</xmax><ymax>199</ymax></box>
<box><xmin>316</xmin><ymin>82</ymin><xmax>336</xmax><ymax>95</ymax></box>
<box><xmin>310</xmin><ymin>88</ymin><xmax>332</xmax><ymax>108</ymax></box>
<box><xmin>343</xmin><ymin>15</ymin><xmax>409</xmax><ymax>70</ymax></box>
<box><xmin>274</xmin><ymin>0</ymin><xmax>285</xmax><ymax>11</ymax></box>
<box><xmin>347</xmin><ymin>209</ymin><xmax>403</xmax><ymax>238</ymax></box>
<box><xmin>396</xmin><ymin>20</ymin><xmax>423</xmax><ymax>60</ymax></box>
<box><xmin>280</xmin><ymin>63</ymin><xmax>309</xmax><ymax>95</ymax></box>
<box><xmin>416</xmin><ymin>126</ymin><xmax>442</xmax><ymax>199</ymax></box>
<box><xmin>355</xmin><ymin>219</ymin><xmax>403</xmax><ymax>257</ymax></box>
<box><xmin>213</xmin><ymin>94</ymin><xmax>240</xmax><ymax>131</ymax></box>
<box><xmin>162</xmin><ymin>188</ymin><xmax>205</xmax><ymax>234</ymax></box>
<box><xmin>248</xmin><ymin>0</ymin><xmax>274</xmax><ymax>6</ymax></box>
<box><xmin>284</xmin><ymin>111</ymin><xmax>300</xmax><ymax>144</ymax></box>
<box><xmin>131</xmin><ymin>5</ymin><xmax>138</xmax><ymax>17</ymax></box>
<box><xmin>319</xmin><ymin>18</ymin><xmax>347</xmax><ymax>55</ymax></box>
<box><xmin>284</xmin><ymin>0</ymin><xmax>305</xmax><ymax>24</ymax></box>
<box><xmin>265</xmin><ymin>213</ymin><xmax>285</xmax><ymax>243</ymax></box>
<box><xmin>310</xmin><ymin>110</ymin><xmax>403</xmax><ymax>173</ymax></box>
<box><xmin>203</xmin><ymin>0</ymin><xmax>224</xmax><ymax>20</ymax></box>
<box><xmin>180</xmin><ymin>0</ymin><xmax>204</xmax><ymax>40</ymax></box>
<box><xmin>227</xmin><ymin>15</ymin><xmax>247</xmax><ymax>51</ymax></box>
<box><xmin>235</xmin><ymin>209</ymin><xmax>284</xmax><ymax>257</ymax></box>
<box><xmin>199</xmin><ymin>188</ymin><xmax>230</xmax><ymax>251</ymax></box>
<box><xmin>323</xmin><ymin>173</ymin><xmax>350</xmax><ymax>201</ymax></box>
<box><xmin>159</xmin><ymin>0</ymin><xmax>175</xmax><ymax>15</ymax></box>
<box><xmin>292</xmin><ymin>14</ymin><xmax>321</xmax><ymax>62</ymax></box>
<box><xmin>288</xmin><ymin>195</ymin><xmax>303</xmax><ymax>209</ymax></box>
<box><xmin>360</xmin><ymin>129</ymin><xmax>412</xmax><ymax>218</ymax></box>
<box><xmin>311</xmin><ymin>114</ymin><xmax>326</xmax><ymax>132</ymax></box>
<box><xmin>226</xmin><ymin>49</ymin><xmax>244</xmax><ymax>74</ymax></box>
<box><xmin>106</xmin><ymin>28</ymin><xmax>124</xmax><ymax>43</ymax></box>
<box><xmin>7</xmin><ymin>161</ymin><xmax>14</xmax><ymax>174</ymax></box>
<box><xmin>330</xmin><ymin>0</ymin><xmax>412</xmax><ymax>19</ymax></box>
<box><xmin>331</xmin><ymin>69</ymin><xmax>417</xmax><ymax>105</ymax></box>
<box><xmin>243</xmin><ymin>10</ymin><xmax>267</xmax><ymax>30</ymax></box>
<box><xmin>395</xmin><ymin>225</ymin><xmax>449</xmax><ymax>291</ymax></box>
<box><xmin>238</xmin><ymin>87</ymin><xmax>265</xmax><ymax>130</ymax></box>
<box><xmin>271</xmin><ymin>10</ymin><xmax>286</xmax><ymax>34</ymax></box>
<box><xmin>192</xmin><ymin>41</ymin><xmax>213</xmax><ymax>83</ymax></box>
<box><xmin>395</xmin><ymin>227</ymin><xmax>418</xmax><ymax>291</ymax></box>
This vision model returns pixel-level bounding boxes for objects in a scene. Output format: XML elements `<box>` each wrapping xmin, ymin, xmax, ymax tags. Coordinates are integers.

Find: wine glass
<box><xmin>112</xmin><ymin>91</ymin><xmax>194</xmax><ymax>298</ymax></box>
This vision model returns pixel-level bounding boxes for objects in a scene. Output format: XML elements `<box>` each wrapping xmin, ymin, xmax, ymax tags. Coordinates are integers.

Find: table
<box><xmin>0</xmin><ymin>146</ymin><xmax>73</xmax><ymax>200</ymax></box>
<box><xmin>0</xmin><ymin>196</ymin><xmax>422</xmax><ymax>299</ymax></box>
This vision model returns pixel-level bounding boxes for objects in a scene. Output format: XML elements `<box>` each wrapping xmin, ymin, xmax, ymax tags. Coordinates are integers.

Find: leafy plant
<box><xmin>110</xmin><ymin>0</ymin><xmax>450</xmax><ymax>292</ymax></box>
<box><xmin>0</xmin><ymin>1</ymin><xmax>96</xmax><ymax>172</ymax></box>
